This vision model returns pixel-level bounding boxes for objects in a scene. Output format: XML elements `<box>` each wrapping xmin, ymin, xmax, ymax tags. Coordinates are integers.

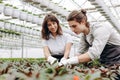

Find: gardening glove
<box><xmin>47</xmin><ymin>56</ymin><xmax>57</xmax><ymax>65</ymax></box>
<box><xmin>59</xmin><ymin>56</ymin><xmax>79</xmax><ymax>66</ymax></box>
<box><xmin>58</xmin><ymin>57</ymin><xmax>67</xmax><ymax>66</ymax></box>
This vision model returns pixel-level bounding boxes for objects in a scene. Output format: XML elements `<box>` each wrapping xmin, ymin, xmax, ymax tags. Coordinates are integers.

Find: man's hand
<box><xmin>58</xmin><ymin>56</ymin><xmax>79</xmax><ymax>66</ymax></box>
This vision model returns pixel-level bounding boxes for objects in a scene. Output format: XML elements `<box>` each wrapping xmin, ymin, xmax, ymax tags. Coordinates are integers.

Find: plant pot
<box><xmin>4</xmin><ymin>22</ymin><xmax>11</xmax><ymax>30</ymax></box>
<box><xmin>26</xmin><ymin>13</ymin><xmax>33</xmax><ymax>22</ymax></box>
<box><xmin>32</xmin><ymin>30</ymin><xmax>37</xmax><ymax>35</ymax></box>
<box><xmin>36</xmin><ymin>31</ymin><xmax>40</xmax><ymax>36</ymax></box>
<box><xmin>20</xmin><ymin>26</ymin><xmax>25</xmax><ymax>33</ymax></box>
<box><xmin>33</xmin><ymin>0</ymin><xmax>40</xmax><ymax>4</ymax></box>
<box><xmin>48</xmin><ymin>2</ymin><xmax>55</xmax><ymax>10</ymax></box>
<box><xmin>32</xmin><ymin>15</ymin><xmax>40</xmax><ymax>24</ymax></box>
<box><xmin>11</xmin><ymin>23</ymin><xmax>16</xmax><ymax>31</ymax></box>
<box><xmin>4</xmin><ymin>6</ymin><xmax>13</xmax><ymax>16</ymax></box>
<box><xmin>39</xmin><ymin>0</ymin><xmax>47</xmax><ymax>8</ymax></box>
<box><xmin>12</xmin><ymin>9</ymin><xmax>20</xmax><ymax>19</ymax></box>
<box><xmin>25</xmin><ymin>27</ymin><xmax>30</xmax><ymax>34</ymax></box>
<box><xmin>15</xmin><ymin>25</ymin><xmax>21</xmax><ymax>32</ymax></box>
<box><xmin>0</xmin><ymin>21</ymin><xmax>5</xmax><ymax>29</ymax></box>
<box><xmin>19</xmin><ymin>11</ymin><xmax>27</xmax><ymax>21</ymax></box>
<box><xmin>0</xmin><ymin>4</ymin><xmax>4</xmax><ymax>14</ymax></box>
<box><xmin>29</xmin><ymin>29</ymin><xmax>33</xmax><ymax>35</ymax></box>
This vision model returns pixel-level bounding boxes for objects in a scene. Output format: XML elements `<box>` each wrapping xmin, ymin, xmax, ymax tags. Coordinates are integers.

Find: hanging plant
<box><xmin>4</xmin><ymin>22</ymin><xmax>11</xmax><ymax>30</ymax></box>
<box><xmin>12</xmin><ymin>6</ymin><xmax>20</xmax><ymax>19</ymax></box>
<box><xmin>0</xmin><ymin>1</ymin><xmax>4</xmax><ymax>14</ymax></box>
<box><xmin>4</xmin><ymin>4</ymin><xmax>13</xmax><ymax>16</ymax></box>
<box><xmin>25</xmin><ymin>27</ymin><xmax>31</xmax><ymax>34</ymax></box>
<box><xmin>48</xmin><ymin>2</ymin><xmax>55</xmax><ymax>11</ymax></box>
<box><xmin>10</xmin><ymin>23</ymin><xmax>16</xmax><ymax>31</ymax></box>
<box><xmin>32</xmin><ymin>14</ymin><xmax>40</xmax><ymax>24</ymax></box>
<box><xmin>20</xmin><ymin>25</ymin><xmax>25</xmax><ymax>33</ymax></box>
<box><xmin>19</xmin><ymin>9</ymin><xmax>28</xmax><ymax>21</ymax></box>
<box><xmin>26</xmin><ymin>12</ymin><xmax>33</xmax><ymax>22</ymax></box>
<box><xmin>0</xmin><ymin>20</ymin><xmax>5</xmax><ymax>29</ymax></box>
<box><xmin>0</xmin><ymin>0</ymin><xmax>3</xmax><ymax>3</ymax></box>
<box><xmin>29</xmin><ymin>28</ymin><xmax>33</xmax><ymax>35</ymax></box>
<box><xmin>15</xmin><ymin>24</ymin><xmax>21</xmax><ymax>32</ymax></box>
<box><xmin>23</xmin><ymin>0</ymin><xmax>33</xmax><ymax>2</ymax></box>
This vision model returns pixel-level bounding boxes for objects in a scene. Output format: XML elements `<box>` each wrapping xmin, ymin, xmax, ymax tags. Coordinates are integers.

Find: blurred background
<box><xmin>0</xmin><ymin>0</ymin><xmax>120</xmax><ymax>58</ymax></box>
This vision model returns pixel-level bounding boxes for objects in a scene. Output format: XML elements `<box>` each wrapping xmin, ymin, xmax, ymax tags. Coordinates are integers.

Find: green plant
<box><xmin>5</xmin><ymin>3</ymin><xmax>13</xmax><ymax>7</ymax></box>
<box><xmin>28</xmin><ymin>12</ymin><xmax>32</xmax><ymax>14</ymax></box>
<box><xmin>0</xmin><ymin>59</ymin><xmax>119</xmax><ymax>80</ymax></box>
<box><xmin>0</xmin><ymin>0</ymin><xmax>3</xmax><ymax>3</ymax></box>
<box><xmin>13</xmin><ymin>6</ymin><xmax>18</xmax><ymax>9</ymax></box>
<box><xmin>0</xmin><ymin>19</ymin><xmax>4</xmax><ymax>22</ymax></box>
<box><xmin>21</xmin><ymin>9</ymin><xmax>27</xmax><ymax>12</ymax></box>
<box><xmin>33</xmin><ymin>14</ymin><xmax>39</xmax><ymax>16</ymax></box>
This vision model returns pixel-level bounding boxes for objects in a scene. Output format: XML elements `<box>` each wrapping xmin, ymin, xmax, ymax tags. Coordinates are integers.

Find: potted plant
<box><xmin>20</xmin><ymin>25</ymin><xmax>25</xmax><ymax>33</ymax></box>
<box><xmin>19</xmin><ymin>9</ymin><xmax>28</xmax><ymax>21</ymax></box>
<box><xmin>32</xmin><ymin>14</ymin><xmax>41</xmax><ymax>24</ymax></box>
<box><xmin>24</xmin><ymin>27</ymin><xmax>30</xmax><ymax>34</ymax></box>
<box><xmin>36</xmin><ymin>29</ymin><xmax>40</xmax><ymax>36</ymax></box>
<box><xmin>0</xmin><ymin>0</ymin><xmax>4</xmax><ymax>14</ymax></box>
<box><xmin>15</xmin><ymin>24</ymin><xmax>21</xmax><ymax>32</ymax></box>
<box><xmin>12</xmin><ymin>6</ymin><xmax>20</xmax><ymax>19</ymax></box>
<box><xmin>4</xmin><ymin>22</ymin><xmax>11</xmax><ymax>30</ymax></box>
<box><xmin>0</xmin><ymin>20</ymin><xmax>5</xmax><ymax>29</ymax></box>
<box><xmin>26</xmin><ymin>12</ymin><xmax>33</xmax><ymax>22</ymax></box>
<box><xmin>48</xmin><ymin>2</ymin><xmax>55</xmax><ymax>11</ymax></box>
<box><xmin>10</xmin><ymin>23</ymin><xmax>16</xmax><ymax>31</ymax></box>
<box><xmin>4</xmin><ymin>4</ymin><xmax>13</xmax><ymax>16</ymax></box>
<box><xmin>29</xmin><ymin>28</ymin><xmax>33</xmax><ymax>35</ymax></box>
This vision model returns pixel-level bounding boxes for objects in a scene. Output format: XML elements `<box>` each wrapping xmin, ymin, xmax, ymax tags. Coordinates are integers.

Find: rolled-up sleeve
<box><xmin>87</xmin><ymin>26</ymin><xmax>111</xmax><ymax>60</ymax></box>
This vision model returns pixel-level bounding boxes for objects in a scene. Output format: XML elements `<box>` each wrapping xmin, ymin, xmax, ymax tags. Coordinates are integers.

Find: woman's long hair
<box><xmin>41</xmin><ymin>13</ymin><xmax>62</xmax><ymax>40</ymax></box>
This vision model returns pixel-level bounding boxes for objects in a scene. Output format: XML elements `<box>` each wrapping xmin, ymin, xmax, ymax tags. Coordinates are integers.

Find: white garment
<box><xmin>42</xmin><ymin>33</ymin><xmax>73</xmax><ymax>55</ymax></box>
<box><xmin>78</xmin><ymin>23</ymin><xmax>120</xmax><ymax>60</ymax></box>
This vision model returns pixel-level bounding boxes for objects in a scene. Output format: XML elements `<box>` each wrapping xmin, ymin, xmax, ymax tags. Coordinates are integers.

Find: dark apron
<box><xmin>100</xmin><ymin>43</ymin><xmax>120</xmax><ymax>67</ymax></box>
<box><xmin>51</xmin><ymin>54</ymin><xmax>64</xmax><ymax>62</ymax></box>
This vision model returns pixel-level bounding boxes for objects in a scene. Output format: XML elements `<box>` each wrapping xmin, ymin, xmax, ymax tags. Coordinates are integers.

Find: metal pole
<box><xmin>10</xmin><ymin>48</ymin><xmax>12</xmax><ymax>58</ymax></box>
<box><xmin>21</xmin><ymin>34</ymin><xmax>24</xmax><ymax>58</ymax></box>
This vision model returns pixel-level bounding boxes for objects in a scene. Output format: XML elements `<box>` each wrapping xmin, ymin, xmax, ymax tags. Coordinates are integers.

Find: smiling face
<box><xmin>47</xmin><ymin>20</ymin><xmax>58</xmax><ymax>35</ymax></box>
<box><xmin>68</xmin><ymin>20</ymin><xmax>86</xmax><ymax>35</ymax></box>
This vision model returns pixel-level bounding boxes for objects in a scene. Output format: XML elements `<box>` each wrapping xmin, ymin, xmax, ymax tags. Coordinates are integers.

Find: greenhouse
<box><xmin>0</xmin><ymin>0</ymin><xmax>120</xmax><ymax>80</ymax></box>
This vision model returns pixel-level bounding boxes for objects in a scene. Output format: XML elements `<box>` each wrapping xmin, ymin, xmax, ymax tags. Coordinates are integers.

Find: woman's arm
<box><xmin>43</xmin><ymin>46</ymin><xmax>51</xmax><ymax>58</ymax></box>
<box><xmin>64</xmin><ymin>43</ymin><xmax>72</xmax><ymax>59</ymax></box>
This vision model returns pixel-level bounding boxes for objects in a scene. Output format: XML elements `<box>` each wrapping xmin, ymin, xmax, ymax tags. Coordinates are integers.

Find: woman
<box><xmin>60</xmin><ymin>9</ymin><xmax>120</xmax><ymax>67</ymax></box>
<box><xmin>41</xmin><ymin>13</ymin><xmax>73</xmax><ymax>65</ymax></box>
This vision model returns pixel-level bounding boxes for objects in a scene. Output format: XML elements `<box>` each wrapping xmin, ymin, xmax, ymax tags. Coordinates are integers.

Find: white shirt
<box><xmin>78</xmin><ymin>23</ymin><xmax>120</xmax><ymax>60</ymax></box>
<box><xmin>42</xmin><ymin>33</ymin><xmax>73</xmax><ymax>55</ymax></box>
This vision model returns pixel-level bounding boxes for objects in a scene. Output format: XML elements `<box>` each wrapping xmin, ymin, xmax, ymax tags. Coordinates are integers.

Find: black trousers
<box><xmin>100</xmin><ymin>43</ymin><xmax>120</xmax><ymax>67</ymax></box>
<box><xmin>51</xmin><ymin>54</ymin><xmax>64</xmax><ymax>62</ymax></box>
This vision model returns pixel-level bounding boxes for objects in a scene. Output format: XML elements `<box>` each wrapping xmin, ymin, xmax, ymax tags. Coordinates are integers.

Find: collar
<box><xmin>49</xmin><ymin>33</ymin><xmax>59</xmax><ymax>39</ymax></box>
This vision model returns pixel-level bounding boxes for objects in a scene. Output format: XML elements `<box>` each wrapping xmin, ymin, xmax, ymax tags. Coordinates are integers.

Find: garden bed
<box><xmin>0</xmin><ymin>58</ymin><xmax>119</xmax><ymax>80</ymax></box>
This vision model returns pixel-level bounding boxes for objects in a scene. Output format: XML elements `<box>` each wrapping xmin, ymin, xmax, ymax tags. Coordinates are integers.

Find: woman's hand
<box><xmin>47</xmin><ymin>56</ymin><xmax>57</xmax><ymax>65</ymax></box>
